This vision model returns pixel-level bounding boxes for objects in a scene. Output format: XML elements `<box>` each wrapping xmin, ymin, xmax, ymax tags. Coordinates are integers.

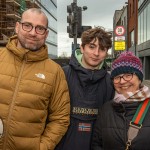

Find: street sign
<box><xmin>115</xmin><ymin>36</ymin><xmax>125</xmax><ymax>41</ymax></box>
<box><xmin>114</xmin><ymin>41</ymin><xmax>125</xmax><ymax>50</ymax></box>
<box><xmin>114</xmin><ymin>26</ymin><xmax>126</xmax><ymax>51</ymax></box>
<box><xmin>115</xmin><ymin>26</ymin><xmax>125</xmax><ymax>36</ymax></box>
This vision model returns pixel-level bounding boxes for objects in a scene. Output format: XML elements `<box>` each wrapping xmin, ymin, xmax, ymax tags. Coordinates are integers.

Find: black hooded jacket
<box><xmin>55</xmin><ymin>54</ymin><xmax>114</xmax><ymax>150</ymax></box>
<box><xmin>91</xmin><ymin>100</ymin><xmax>150</xmax><ymax>150</ymax></box>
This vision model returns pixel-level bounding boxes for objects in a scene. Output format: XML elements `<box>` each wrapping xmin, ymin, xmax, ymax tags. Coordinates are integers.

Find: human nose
<box><xmin>120</xmin><ymin>76</ymin><xmax>126</xmax><ymax>83</ymax></box>
<box><xmin>93</xmin><ymin>48</ymin><xmax>99</xmax><ymax>55</ymax></box>
<box><xmin>29</xmin><ymin>27</ymin><xmax>36</xmax><ymax>35</ymax></box>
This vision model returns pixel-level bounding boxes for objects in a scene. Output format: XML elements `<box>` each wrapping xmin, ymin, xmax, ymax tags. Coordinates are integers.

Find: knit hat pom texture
<box><xmin>111</xmin><ymin>51</ymin><xmax>143</xmax><ymax>81</ymax></box>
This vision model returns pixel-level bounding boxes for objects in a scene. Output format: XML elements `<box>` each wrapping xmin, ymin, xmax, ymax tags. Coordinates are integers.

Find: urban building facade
<box><xmin>113</xmin><ymin>0</ymin><xmax>150</xmax><ymax>80</ymax></box>
<box><xmin>38</xmin><ymin>0</ymin><xmax>57</xmax><ymax>58</ymax></box>
<box><xmin>0</xmin><ymin>0</ymin><xmax>58</xmax><ymax>58</ymax></box>
<box><xmin>137</xmin><ymin>0</ymin><xmax>150</xmax><ymax>80</ymax></box>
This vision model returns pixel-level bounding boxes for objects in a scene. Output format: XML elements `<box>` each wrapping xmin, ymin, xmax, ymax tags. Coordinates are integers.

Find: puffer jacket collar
<box><xmin>6</xmin><ymin>35</ymin><xmax>48</xmax><ymax>62</ymax></box>
<box><xmin>69</xmin><ymin>54</ymin><xmax>108</xmax><ymax>87</ymax></box>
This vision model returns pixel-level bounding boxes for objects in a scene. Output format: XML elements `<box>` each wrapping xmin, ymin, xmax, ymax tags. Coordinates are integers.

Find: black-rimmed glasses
<box><xmin>19</xmin><ymin>22</ymin><xmax>47</xmax><ymax>35</ymax></box>
<box><xmin>113</xmin><ymin>73</ymin><xmax>134</xmax><ymax>84</ymax></box>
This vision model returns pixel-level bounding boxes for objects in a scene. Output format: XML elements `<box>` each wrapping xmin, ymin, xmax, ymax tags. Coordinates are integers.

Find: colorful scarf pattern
<box><xmin>114</xmin><ymin>85</ymin><xmax>150</xmax><ymax>103</ymax></box>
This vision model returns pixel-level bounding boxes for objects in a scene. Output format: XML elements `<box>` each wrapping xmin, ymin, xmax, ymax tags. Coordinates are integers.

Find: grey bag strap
<box><xmin>125</xmin><ymin>123</ymin><xmax>141</xmax><ymax>150</ymax></box>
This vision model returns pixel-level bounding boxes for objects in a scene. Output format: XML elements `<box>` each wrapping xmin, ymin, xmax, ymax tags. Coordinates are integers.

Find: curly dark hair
<box><xmin>81</xmin><ymin>26</ymin><xmax>112</xmax><ymax>50</ymax></box>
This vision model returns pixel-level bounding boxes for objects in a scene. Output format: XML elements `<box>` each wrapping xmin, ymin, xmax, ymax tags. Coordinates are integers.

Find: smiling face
<box><xmin>113</xmin><ymin>73</ymin><xmax>141</xmax><ymax>95</ymax></box>
<box><xmin>80</xmin><ymin>38</ymin><xmax>108</xmax><ymax>70</ymax></box>
<box><xmin>15</xmin><ymin>9</ymin><xmax>49</xmax><ymax>51</ymax></box>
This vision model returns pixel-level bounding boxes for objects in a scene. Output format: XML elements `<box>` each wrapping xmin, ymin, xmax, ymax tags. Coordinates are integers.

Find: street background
<box><xmin>143</xmin><ymin>80</ymin><xmax>150</xmax><ymax>89</ymax></box>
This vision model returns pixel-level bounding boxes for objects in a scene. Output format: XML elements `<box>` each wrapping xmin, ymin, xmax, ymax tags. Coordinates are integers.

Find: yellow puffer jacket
<box><xmin>0</xmin><ymin>36</ymin><xmax>70</xmax><ymax>150</ymax></box>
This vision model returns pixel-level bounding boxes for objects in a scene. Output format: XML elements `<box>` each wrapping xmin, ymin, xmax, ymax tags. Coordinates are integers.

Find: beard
<box><xmin>23</xmin><ymin>43</ymin><xmax>41</xmax><ymax>51</ymax></box>
<box><xmin>17</xmin><ymin>35</ymin><xmax>45</xmax><ymax>51</ymax></box>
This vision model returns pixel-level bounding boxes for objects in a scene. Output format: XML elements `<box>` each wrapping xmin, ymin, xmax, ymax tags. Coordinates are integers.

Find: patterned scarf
<box><xmin>114</xmin><ymin>85</ymin><xmax>150</xmax><ymax>103</ymax></box>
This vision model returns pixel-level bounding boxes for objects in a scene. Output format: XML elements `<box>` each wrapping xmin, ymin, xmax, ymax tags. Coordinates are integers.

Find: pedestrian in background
<box><xmin>55</xmin><ymin>27</ymin><xmax>115</xmax><ymax>150</ymax></box>
<box><xmin>0</xmin><ymin>8</ymin><xmax>70</xmax><ymax>150</ymax></box>
<box><xmin>91</xmin><ymin>51</ymin><xmax>150</xmax><ymax>150</ymax></box>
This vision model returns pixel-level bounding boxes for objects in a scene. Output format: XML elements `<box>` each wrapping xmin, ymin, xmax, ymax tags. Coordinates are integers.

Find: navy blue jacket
<box><xmin>55</xmin><ymin>54</ymin><xmax>114</xmax><ymax>150</ymax></box>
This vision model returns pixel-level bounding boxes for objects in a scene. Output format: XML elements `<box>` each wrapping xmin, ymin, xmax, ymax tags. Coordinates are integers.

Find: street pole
<box><xmin>73</xmin><ymin>0</ymin><xmax>77</xmax><ymax>52</ymax></box>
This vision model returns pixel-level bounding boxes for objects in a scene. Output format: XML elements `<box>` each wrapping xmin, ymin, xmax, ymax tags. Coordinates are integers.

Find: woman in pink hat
<box><xmin>91</xmin><ymin>51</ymin><xmax>150</xmax><ymax>150</ymax></box>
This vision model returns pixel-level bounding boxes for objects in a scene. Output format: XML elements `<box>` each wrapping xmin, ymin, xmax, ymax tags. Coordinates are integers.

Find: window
<box><xmin>131</xmin><ymin>30</ymin><xmax>135</xmax><ymax>46</ymax></box>
<box><xmin>147</xmin><ymin>3</ymin><xmax>150</xmax><ymax>40</ymax></box>
<box><xmin>141</xmin><ymin>11</ymin><xmax>144</xmax><ymax>43</ymax></box>
<box><xmin>138</xmin><ymin>14</ymin><xmax>141</xmax><ymax>44</ymax></box>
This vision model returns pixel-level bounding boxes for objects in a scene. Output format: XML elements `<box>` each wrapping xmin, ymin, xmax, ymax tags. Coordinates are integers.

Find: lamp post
<box><xmin>67</xmin><ymin>0</ymin><xmax>90</xmax><ymax>54</ymax></box>
<box><xmin>73</xmin><ymin>1</ymin><xmax>88</xmax><ymax>51</ymax></box>
<box><xmin>73</xmin><ymin>0</ymin><xmax>77</xmax><ymax>51</ymax></box>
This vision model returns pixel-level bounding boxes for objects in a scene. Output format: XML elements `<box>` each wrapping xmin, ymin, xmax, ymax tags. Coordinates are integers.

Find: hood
<box><xmin>69</xmin><ymin>52</ymin><xmax>108</xmax><ymax>86</ymax></box>
<box><xmin>6</xmin><ymin>35</ymin><xmax>48</xmax><ymax>62</ymax></box>
<box><xmin>75</xmin><ymin>49</ymin><xmax>104</xmax><ymax>69</ymax></box>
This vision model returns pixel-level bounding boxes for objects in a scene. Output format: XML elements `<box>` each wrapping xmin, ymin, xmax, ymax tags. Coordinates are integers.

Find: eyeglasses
<box><xmin>113</xmin><ymin>73</ymin><xmax>134</xmax><ymax>84</ymax></box>
<box><xmin>19</xmin><ymin>22</ymin><xmax>47</xmax><ymax>35</ymax></box>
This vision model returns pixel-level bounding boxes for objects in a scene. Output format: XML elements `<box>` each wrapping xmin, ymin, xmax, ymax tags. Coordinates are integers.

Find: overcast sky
<box><xmin>57</xmin><ymin>0</ymin><xmax>127</xmax><ymax>57</ymax></box>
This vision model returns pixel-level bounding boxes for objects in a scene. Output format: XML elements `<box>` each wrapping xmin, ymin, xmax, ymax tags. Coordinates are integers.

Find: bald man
<box><xmin>0</xmin><ymin>8</ymin><xmax>70</xmax><ymax>150</ymax></box>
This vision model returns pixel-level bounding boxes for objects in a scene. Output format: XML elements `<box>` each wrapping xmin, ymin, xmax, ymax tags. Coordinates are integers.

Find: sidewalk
<box><xmin>143</xmin><ymin>80</ymin><xmax>150</xmax><ymax>89</ymax></box>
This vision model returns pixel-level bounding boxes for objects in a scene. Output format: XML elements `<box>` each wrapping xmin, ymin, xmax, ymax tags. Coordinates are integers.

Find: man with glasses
<box><xmin>19</xmin><ymin>22</ymin><xmax>47</xmax><ymax>35</ymax></box>
<box><xmin>0</xmin><ymin>8</ymin><xmax>70</xmax><ymax>150</ymax></box>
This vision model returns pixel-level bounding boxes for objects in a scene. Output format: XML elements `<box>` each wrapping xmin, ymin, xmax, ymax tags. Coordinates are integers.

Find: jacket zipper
<box><xmin>90</xmin><ymin>71</ymin><xmax>94</xmax><ymax>80</ymax></box>
<box><xmin>3</xmin><ymin>59</ymin><xmax>26</xmax><ymax>150</ymax></box>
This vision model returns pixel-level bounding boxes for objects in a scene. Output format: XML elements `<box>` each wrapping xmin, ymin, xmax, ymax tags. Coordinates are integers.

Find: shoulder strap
<box><xmin>126</xmin><ymin>98</ymin><xmax>150</xmax><ymax>150</ymax></box>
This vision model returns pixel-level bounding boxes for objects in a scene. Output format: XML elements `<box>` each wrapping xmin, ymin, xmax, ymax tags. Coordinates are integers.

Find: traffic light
<box><xmin>76</xmin><ymin>7</ymin><xmax>82</xmax><ymax>38</ymax></box>
<box><xmin>77</xmin><ymin>26</ymin><xmax>92</xmax><ymax>38</ymax></box>
<box><xmin>67</xmin><ymin>3</ymin><xmax>76</xmax><ymax>38</ymax></box>
<box><xmin>76</xmin><ymin>7</ymin><xmax>92</xmax><ymax>38</ymax></box>
<box><xmin>67</xmin><ymin>3</ymin><xmax>92</xmax><ymax>38</ymax></box>
<box><xmin>82</xmin><ymin>26</ymin><xmax>92</xmax><ymax>31</ymax></box>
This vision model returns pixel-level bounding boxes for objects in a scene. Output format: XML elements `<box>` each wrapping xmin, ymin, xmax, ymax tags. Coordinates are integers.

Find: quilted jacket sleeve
<box><xmin>40</xmin><ymin>65</ymin><xmax>70</xmax><ymax>150</ymax></box>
